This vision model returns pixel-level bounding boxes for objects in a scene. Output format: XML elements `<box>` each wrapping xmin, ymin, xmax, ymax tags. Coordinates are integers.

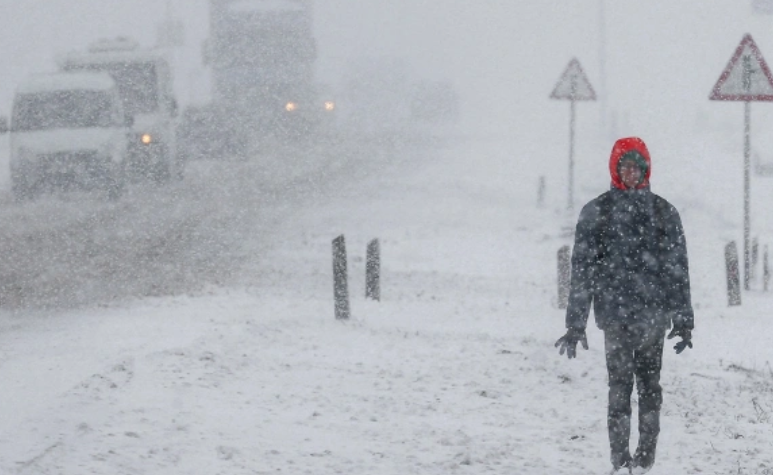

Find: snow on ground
<box><xmin>0</xmin><ymin>130</ymin><xmax>771</xmax><ymax>474</ymax></box>
<box><xmin>0</xmin><ymin>137</ymin><xmax>386</xmax><ymax>310</ymax></box>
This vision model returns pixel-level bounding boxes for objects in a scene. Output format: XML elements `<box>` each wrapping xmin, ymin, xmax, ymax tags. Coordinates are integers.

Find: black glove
<box><xmin>555</xmin><ymin>328</ymin><xmax>588</xmax><ymax>359</ymax></box>
<box><xmin>667</xmin><ymin>327</ymin><xmax>693</xmax><ymax>354</ymax></box>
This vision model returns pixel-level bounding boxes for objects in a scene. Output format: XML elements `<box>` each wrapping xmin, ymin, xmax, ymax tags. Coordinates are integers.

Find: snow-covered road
<box><xmin>0</xmin><ymin>136</ymin><xmax>401</xmax><ymax>310</ymax></box>
<box><xmin>1</xmin><ymin>134</ymin><xmax>772</xmax><ymax>474</ymax></box>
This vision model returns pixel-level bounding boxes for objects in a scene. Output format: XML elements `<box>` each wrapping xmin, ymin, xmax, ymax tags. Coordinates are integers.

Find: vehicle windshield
<box><xmin>66</xmin><ymin>62</ymin><xmax>158</xmax><ymax>115</ymax></box>
<box><xmin>216</xmin><ymin>11</ymin><xmax>312</xmax><ymax>70</ymax></box>
<box><xmin>12</xmin><ymin>90</ymin><xmax>115</xmax><ymax>131</ymax></box>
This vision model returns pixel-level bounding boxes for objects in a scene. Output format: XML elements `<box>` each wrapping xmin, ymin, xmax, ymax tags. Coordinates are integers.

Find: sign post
<box><xmin>551</xmin><ymin>58</ymin><xmax>597</xmax><ymax>212</ymax></box>
<box><xmin>710</xmin><ymin>34</ymin><xmax>773</xmax><ymax>291</ymax></box>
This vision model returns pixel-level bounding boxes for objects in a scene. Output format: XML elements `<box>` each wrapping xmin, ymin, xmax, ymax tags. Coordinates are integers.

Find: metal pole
<box><xmin>568</xmin><ymin>99</ymin><xmax>576</xmax><ymax>212</ymax></box>
<box><xmin>744</xmin><ymin>101</ymin><xmax>751</xmax><ymax>291</ymax></box>
<box><xmin>599</xmin><ymin>0</ymin><xmax>607</xmax><ymax>137</ymax></box>
<box><xmin>764</xmin><ymin>244</ymin><xmax>770</xmax><ymax>292</ymax></box>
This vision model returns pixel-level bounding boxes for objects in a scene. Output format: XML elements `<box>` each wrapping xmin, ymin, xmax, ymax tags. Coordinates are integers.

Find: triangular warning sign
<box><xmin>550</xmin><ymin>58</ymin><xmax>596</xmax><ymax>101</ymax></box>
<box><xmin>710</xmin><ymin>34</ymin><xmax>773</xmax><ymax>101</ymax></box>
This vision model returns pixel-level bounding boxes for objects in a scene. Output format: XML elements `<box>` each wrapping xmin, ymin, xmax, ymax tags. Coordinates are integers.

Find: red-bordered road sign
<box><xmin>550</xmin><ymin>58</ymin><xmax>597</xmax><ymax>101</ymax></box>
<box><xmin>710</xmin><ymin>34</ymin><xmax>773</xmax><ymax>101</ymax></box>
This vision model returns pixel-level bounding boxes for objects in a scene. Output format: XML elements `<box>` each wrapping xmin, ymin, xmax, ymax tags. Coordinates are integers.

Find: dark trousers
<box><xmin>604</xmin><ymin>324</ymin><xmax>665</xmax><ymax>465</ymax></box>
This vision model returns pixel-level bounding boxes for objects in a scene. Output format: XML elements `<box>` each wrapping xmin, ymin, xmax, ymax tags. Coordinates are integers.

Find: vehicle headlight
<box><xmin>285</xmin><ymin>102</ymin><xmax>298</xmax><ymax>112</ymax></box>
<box><xmin>141</xmin><ymin>133</ymin><xmax>153</xmax><ymax>145</ymax></box>
<box><xmin>324</xmin><ymin>101</ymin><xmax>336</xmax><ymax>111</ymax></box>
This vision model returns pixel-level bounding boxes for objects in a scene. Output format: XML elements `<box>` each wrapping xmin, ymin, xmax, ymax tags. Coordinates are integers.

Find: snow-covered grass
<box><xmin>0</xmin><ymin>132</ymin><xmax>771</xmax><ymax>474</ymax></box>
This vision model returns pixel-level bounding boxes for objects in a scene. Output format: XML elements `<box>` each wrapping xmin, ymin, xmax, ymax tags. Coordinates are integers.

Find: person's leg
<box><xmin>633</xmin><ymin>327</ymin><xmax>665</xmax><ymax>470</ymax></box>
<box><xmin>605</xmin><ymin>326</ymin><xmax>635</xmax><ymax>468</ymax></box>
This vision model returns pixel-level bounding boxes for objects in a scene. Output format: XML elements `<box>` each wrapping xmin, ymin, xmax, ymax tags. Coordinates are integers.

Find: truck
<box><xmin>178</xmin><ymin>0</ymin><xmax>335</xmax><ymax>160</ymax></box>
<box><xmin>57</xmin><ymin>37</ymin><xmax>183</xmax><ymax>182</ymax></box>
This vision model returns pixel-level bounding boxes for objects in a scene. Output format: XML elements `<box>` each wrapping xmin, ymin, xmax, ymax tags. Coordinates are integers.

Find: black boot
<box><xmin>610</xmin><ymin>452</ymin><xmax>632</xmax><ymax>474</ymax></box>
<box><xmin>632</xmin><ymin>446</ymin><xmax>655</xmax><ymax>474</ymax></box>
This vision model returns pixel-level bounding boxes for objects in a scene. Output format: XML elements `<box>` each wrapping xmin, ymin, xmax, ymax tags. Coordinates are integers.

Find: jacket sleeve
<box><xmin>660</xmin><ymin>204</ymin><xmax>694</xmax><ymax>330</ymax></box>
<box><xmin>565</xmin><ymin>202</ymin><xmax>601</xmax><ymax>330</ymax></box>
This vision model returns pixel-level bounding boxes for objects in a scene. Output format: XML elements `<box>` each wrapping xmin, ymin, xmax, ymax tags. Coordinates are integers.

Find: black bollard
<box><xmin>751</xmin><ymin>237</ymin><xmax>759</xmax><ymax>281</ymax></box>
<box><xmin>726</xmin><ymin>241</ymin><xmax>742</xmax><ymax>306</ymax></box>
<box><xmin>366</xmin><ymin>238</ymin><xmax>380</xmax><ymax>301</ymax></box>
<box><xmin>332</xmin><ymin>235</ymin><xmax>350</xmax><ymax>320</ymax></box>
<box><xmin>537</xmin><ymin>176</ymin><xmax>546</xmax><ymax>208</ymax></box>
<box><xmin>558</xmin><ymin>245</ymin><xmax>571</xmax><ymax>309</ymax></box>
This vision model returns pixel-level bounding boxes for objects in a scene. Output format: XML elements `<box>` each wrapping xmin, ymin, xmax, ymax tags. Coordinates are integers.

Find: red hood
<box><xmin>609</xmin><ymin>137</ymin><xmax>651</xmax><ymax>190</ymax></box>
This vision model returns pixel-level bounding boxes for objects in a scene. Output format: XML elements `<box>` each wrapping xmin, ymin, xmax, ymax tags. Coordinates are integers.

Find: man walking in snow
<box><xmin>554</xmin><ymin>137</ymin><xmax>694</xmax><ymax>474</ymax></box>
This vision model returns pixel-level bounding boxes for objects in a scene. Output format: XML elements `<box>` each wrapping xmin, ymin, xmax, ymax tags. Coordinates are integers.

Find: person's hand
<box><xmin>554</xmin><ymin>328</ymin><xmax>588</xmax><ymax>359</ymax></box>
<box><xmin>667</xmin><ymin>327</ymin><xmax>692</xmax><ymax>354</ymax></box>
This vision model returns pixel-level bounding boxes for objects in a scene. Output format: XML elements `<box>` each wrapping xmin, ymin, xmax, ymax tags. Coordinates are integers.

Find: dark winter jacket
<box><xmin>565</xmin><ymin>137</ymin><xmax>694</xmax><ymax>332</ymax></box>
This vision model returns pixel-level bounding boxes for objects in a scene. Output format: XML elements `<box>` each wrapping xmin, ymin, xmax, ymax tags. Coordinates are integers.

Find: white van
<box><xmin>9</xmin><ymin>72</ymin><xmax>131</xmax><ymax>200</ymax></box>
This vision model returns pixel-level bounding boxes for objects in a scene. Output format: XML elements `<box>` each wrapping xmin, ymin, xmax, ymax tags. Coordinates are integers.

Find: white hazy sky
<box><xmin>3</xmin><ymin>1</ymin><xmax>773</xmax><ymax>142</ymax></box>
